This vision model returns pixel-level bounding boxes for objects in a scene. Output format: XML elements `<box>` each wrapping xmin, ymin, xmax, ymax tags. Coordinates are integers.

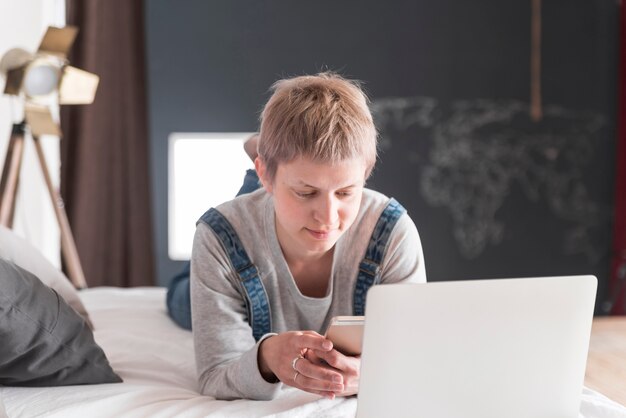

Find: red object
<box><xmin>610</xmin><ymin>0</ymin><xmax>626</xmax><ymax>314</ymax></box>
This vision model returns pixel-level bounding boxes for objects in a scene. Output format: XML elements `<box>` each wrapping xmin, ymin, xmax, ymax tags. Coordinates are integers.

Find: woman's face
<box><xmin>257</xmin><ymin>156</ymin><xmax>367</xmax><ymax>262</ymax></box>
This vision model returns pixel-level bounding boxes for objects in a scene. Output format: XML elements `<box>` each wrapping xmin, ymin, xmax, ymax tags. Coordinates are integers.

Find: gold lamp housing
<box><xmin>0</xmin><ymin>26</ymin><xmax>100</xmax><ymax>137</ymax></box>
<box><xmin>0</xmin><ymin>26</ymin><xmax>98</xmax><ymax>290</ymax></box>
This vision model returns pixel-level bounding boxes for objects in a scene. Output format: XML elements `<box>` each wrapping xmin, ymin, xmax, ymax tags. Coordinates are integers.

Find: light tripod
<box><xmin>0</xmin><ymin>121</ymin><xmax>87</xmax><ymax>288</ymax></box>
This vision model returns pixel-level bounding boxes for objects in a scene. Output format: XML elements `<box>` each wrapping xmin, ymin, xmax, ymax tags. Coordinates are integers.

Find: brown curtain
<box><xmin>60</xmin><ymin>0</ymin><xmax>154</xmax><ymax>287</ymax></box>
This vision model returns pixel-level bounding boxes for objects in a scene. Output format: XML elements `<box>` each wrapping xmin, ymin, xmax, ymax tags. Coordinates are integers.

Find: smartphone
<box><xmin>324</xmin><ymin>316</ymin><xmax>365</xmax><ymax>356</ymax></box>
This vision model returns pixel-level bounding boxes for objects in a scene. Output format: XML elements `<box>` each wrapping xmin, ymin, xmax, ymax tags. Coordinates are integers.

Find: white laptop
<box><xmin>357</xmin><ymin>275</ymin><xmax>597</xmax><ymax>418</ymax></box>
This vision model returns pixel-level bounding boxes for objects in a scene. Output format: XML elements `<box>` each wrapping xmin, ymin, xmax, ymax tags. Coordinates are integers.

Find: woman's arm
<box><xmin>191</xmin><ymin>224</ymin><xmax>279</xmax><ymax>400</ymax></box>
<box><xmin>191</xmin><ymin>224</ymin><xmax>344</xmax><ymax>400</ymax></box>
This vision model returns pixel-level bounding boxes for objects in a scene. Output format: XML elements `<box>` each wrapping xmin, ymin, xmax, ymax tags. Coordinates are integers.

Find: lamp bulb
<box><xmin>23</xmin><ymin>62</ymin><xmax>59</xmax><ymax>97</ymax></box>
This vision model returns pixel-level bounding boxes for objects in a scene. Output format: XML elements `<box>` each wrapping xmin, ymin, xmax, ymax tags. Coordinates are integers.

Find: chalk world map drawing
<box><xmin>371</xmin><ymin>97</ymin><xmax>607</xmax><ymax>262</ymax></box>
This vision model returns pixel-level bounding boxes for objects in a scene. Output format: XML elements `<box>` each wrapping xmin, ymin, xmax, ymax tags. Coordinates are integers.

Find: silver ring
<box><xmin>294</xmin><ymin>371</ymin><xmax>300</xmax><ymax>382</ymax></box>
<box><xmin>291</xmin><ymin>355</ymin><xmax>304</xmax><ymax>371</ymax></box>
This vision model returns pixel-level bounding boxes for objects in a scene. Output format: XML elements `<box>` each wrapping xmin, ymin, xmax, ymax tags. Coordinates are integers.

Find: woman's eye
<box><xmin>336</xmin><ymin>191</ymin><xmax>352</xmax><ymax>198</ymax></box>
<box><xmin>296</xmin><ymin>191</ymin><xmax>315</xmax><ymax>198</ymax></box>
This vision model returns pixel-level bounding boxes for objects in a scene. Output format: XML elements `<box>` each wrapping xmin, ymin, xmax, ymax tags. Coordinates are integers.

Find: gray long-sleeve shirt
<box><xmin>190</xmin><ymin>187</ymin><xmax>426</xmax><ymax>400</ymax></box>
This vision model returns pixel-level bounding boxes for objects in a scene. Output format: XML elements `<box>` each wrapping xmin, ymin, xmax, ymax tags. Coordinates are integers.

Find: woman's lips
<box><xmin>306</xmin><ymin>228</ymin><xmax>334</xmax><ymax>240</ymax></box>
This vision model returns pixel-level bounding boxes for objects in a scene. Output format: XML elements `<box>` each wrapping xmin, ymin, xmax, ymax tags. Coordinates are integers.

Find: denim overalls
<box><xmin>166</xmin><ymin>170</ymin><xmax>406</xmax><ymax>339</ymax></box>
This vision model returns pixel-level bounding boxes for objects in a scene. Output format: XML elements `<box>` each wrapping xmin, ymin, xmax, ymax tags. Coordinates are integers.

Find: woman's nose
<box><xmin>313</xmin><ymin>195</ymin><xmax>339</xmax><ymax>226</ymax></box>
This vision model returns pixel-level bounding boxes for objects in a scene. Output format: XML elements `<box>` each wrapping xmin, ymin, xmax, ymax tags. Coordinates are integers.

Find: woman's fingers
<box><xmin>312</xmin><ymin>348</ymin><xmax>357</xmax><ymax>371</ymax></box>
<box><xmin>259</xmin><ymin>330</ymin><xmax>346</xmax><ymax>397</ymax></box>
<box><xmin>293</xmin><ymin>368</ymin><xmax>344</xmax><ymax>393</ymax></box>
<box><xmin>303</xmin><ymin>349</ymin><xmax>325</xmax><ymax>366</ymax></box>
<box><xmin>295</xmin><ymin>333</ymin><xmax>333</xmax><ymax>352</ymax></box>
<box><xmin>286</xmin><ymin>333</ymin><xmax>345</xmax><ymax>396</ymax></box>
<box><xmin>295</xmin><ymin>354</ymin><xmax>344</xmax><ymax>385</ymax></box>
<box><xmin>270</xmin><ymin>332</ymin><xmax>361</xmax><ymax>398</ymax></box>
<box><xmin>307</xmin><ymin>349</ymin><xmax>361</xmax><ymax>397</ymax></box>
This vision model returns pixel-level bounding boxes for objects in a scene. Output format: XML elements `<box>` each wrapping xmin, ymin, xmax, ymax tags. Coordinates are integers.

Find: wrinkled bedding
<box><xmin>1</xmin><ymin>287</ymin><xmax>624</xmax><ymax>417</ymax></box>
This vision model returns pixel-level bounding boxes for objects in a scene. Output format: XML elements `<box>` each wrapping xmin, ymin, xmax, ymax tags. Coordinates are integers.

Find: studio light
<box><xmin>0</xmin><ymin>26</ymin><xmax>99</xmax><ymax>288</ymax></box>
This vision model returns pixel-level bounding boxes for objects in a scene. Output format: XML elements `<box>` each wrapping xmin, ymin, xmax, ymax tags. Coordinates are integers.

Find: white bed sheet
<box><xmin>1</xmin><ymin>287</ymin><xmax>624</xmax><ymax>418</ymax></box>
<box><xmin>0</xmin><ymin>393</ymin><xmax>7</xmax><ymax>418</ymax></box>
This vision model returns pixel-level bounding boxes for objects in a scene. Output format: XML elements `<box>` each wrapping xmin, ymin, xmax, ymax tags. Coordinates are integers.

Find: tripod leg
<box><xmin>32</xmin><ymin>135</ymin><xmax>88</xmax><ymax>289</ymax></box>
<box><xmin>0</xmin><ymin>123</ymin><xmax>27</xmax><ymax>228</ymax></box>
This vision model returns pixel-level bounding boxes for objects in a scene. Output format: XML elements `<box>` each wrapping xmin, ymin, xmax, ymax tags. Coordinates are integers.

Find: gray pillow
<box><xmin>0</xmin><ymin>259</ymin><xmax>122</xmax><ymax>386</ymax></box>
<box><xmin>0</xmin><ymin>225</ymin><xmax>92</xmax><ymax>329</ymax></box>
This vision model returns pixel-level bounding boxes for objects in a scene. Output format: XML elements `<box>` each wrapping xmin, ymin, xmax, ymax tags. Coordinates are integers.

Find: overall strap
<box><xmin>198</xmin><ymin>208</ymin><xmax>271</xmax><ymax>341</ymax></box>
<box><xmin>353</xmin><ymin>198</ymin><xmax>406</xmax><ymax>316</ymax></box>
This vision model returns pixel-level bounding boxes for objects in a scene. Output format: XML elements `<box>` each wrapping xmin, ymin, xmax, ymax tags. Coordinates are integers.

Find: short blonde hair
<box><xmin>258</xmin><ymin>72</ymin><xmax>378</xmax><ymax>181</ymax></box>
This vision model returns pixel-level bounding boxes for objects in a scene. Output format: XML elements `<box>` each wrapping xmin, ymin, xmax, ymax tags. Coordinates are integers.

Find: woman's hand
<box><xmin>305</xmin><ymin>349</ymin><xmax>360</xmax><ymax>397</ymax></box>
<box><xmin>258</xmin><ymin>331</ymin><xmax>346</xmax><ymax>398</ymax></box>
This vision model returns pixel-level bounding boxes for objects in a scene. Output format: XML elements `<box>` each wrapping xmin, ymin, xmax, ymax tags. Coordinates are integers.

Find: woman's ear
<box><xmin>254</xmin><ymin>157</ymin><xmax>273</xmax><ymax>194</ymax></box>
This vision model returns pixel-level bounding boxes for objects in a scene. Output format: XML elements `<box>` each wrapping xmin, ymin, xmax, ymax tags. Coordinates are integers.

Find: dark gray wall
<box><xmin>146</xmin><ymin>1</ymin><xmax>618</xmax><ymax>312</ymax></box>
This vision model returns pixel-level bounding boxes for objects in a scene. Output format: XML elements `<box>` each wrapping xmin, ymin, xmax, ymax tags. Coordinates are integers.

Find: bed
<box><xmin>1</xmin><ymin>223</ymin><xmax>625</xmax><ymax>418</ymax></box>
<box><xmin>1</xmin><ymin>286</ymin><xmax>625</xmax><ymax>418</ymax></box>
<box><xmin>0</xmin><ymin>287</ymin><xmax>354</xmax><ymax>417</ymax></box>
